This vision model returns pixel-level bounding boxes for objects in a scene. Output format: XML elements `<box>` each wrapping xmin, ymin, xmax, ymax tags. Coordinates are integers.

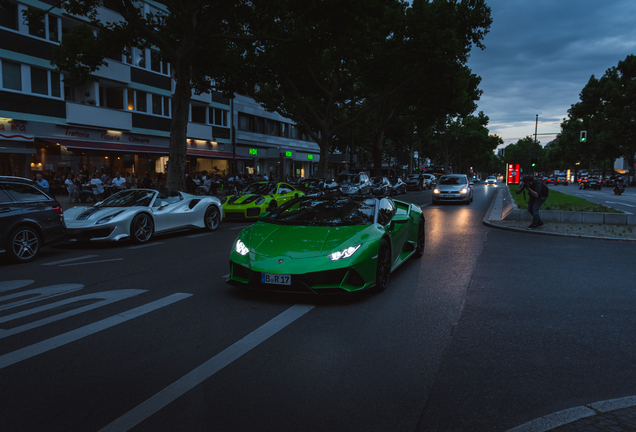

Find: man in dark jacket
<box><xmin>516</xmin><ymin>176</ymin><xmax>549</xmax><ymax>229</ymax></box>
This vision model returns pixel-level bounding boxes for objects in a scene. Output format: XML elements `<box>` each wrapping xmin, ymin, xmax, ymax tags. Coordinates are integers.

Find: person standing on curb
<box><xmin>516</xmin><ymin>175</ymin><xmax>549</xmax><ymax>229</ymax></box>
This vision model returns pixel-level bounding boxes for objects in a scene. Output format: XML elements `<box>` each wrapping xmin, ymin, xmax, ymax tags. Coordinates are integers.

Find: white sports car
<box><xmin>64</xmin><ymin>189</ymin><xmax>223</xmax><ymax>243</ymax></box>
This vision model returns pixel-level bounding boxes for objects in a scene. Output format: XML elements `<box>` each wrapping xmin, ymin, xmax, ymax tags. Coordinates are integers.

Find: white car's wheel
<box><xmin>204</xmin><ymin>205</ymin><xmax>220</xmax><ymax>231</ymax></box>
<box><xmin>130</xmin><ymin>213</ymin><xmax>153</xmax><ymax>244</ymax></box>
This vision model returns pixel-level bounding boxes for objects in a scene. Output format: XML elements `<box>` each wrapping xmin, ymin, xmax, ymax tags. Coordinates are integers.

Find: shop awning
<box><xmin>41</xmin><ymin>139</ymin><xmax>250</xmax><ymax>159</ymax></box>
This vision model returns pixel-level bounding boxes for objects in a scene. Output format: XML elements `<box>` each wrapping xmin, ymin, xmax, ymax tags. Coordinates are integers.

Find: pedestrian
<box><xmin>112</xmin><ymin>172</ymin><xmax>127</xmax><ymax>191</ymax></box>
<box><xmin>35</xmin><ymin>173</ymin><xmax>50</xmax><ymax>192</ymax></box>
<box><xmin>516</xmin><ymin>175</ymin><xmax>549</xmax><ymax>230</ymax></box>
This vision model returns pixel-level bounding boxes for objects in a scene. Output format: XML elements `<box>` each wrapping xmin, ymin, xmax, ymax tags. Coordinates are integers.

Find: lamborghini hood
<box><xmin>243</xmin><ymin>223</ymin><xmax>370</xmax><ymax>259</ymax></box>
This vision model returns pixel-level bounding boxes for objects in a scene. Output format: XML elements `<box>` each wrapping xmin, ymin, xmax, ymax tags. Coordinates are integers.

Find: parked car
<box><xmin>370</xmin><ymin>177</ymin><xmax>392</xmax><ymax>196</ymax></box>
<box><xmin>65</xmin><ymin>188</ymin><xmax>223</xmax><ymax>242</ymax></box>
<box><xmin>337</xmin><ymin>173</ymin><xmax>373</xmax><ymax>196</ymax></box>
<box><xmin>484</xmin><ymin>176</ymin><xmax>497</xmax><ymax>185</ymax></box>
<box><xmin>422</xmin><ymin>174</ymin><xmax>437</xmax><ymax>189</ymax></box>
<box><xmin>223</xmin><ymin>182</ymin><xmax>302</xmax><ymax>220</ymax></box>
<box><xmin>296</xmin><ymin>178</ymin><xmax>342</xmax><ymax>197</ymax></box>
<box><xmin>579</xmin><ymin>177</ymin><xmax>602</xmax><ymax>190</ymax></box>
<box><xmin>405</xmin><ymin>174</ymin><xmax>425</xmax><ymax>191</ymax></box>
<box><xmin>432</xmin><ymin>174</ymin><xmax>473</xmax><ymax>204</ymax></box>
<box><xmin>1</xmin><ymin>176</ymin><xmax>66</xmax><ymax>263</ymax></box>
<box><xmin>388</xmin><ymin>177</ymin><xmax>407</xmax><ymax>195</ymax></box>
<box><xmin>554</xmin><ymin>176</ymin><xmax>569</xmax><ymax>186</ymax></box>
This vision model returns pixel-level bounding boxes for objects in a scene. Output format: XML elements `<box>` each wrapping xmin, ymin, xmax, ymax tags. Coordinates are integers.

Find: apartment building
<box><xmin>0</xmin><ymin>0</ymin><xmax>320</xmax><ymax>183</ymax></box>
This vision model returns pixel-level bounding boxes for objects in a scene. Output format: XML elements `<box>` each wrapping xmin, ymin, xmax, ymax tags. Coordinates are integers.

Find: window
<box><xmin>163</xmin><ymin>97</ymin><xmax>170</xmax><ymax>117</ymax></box>
<box><xmin>255</xmin><ymin>117</ymin><xmax>264</xmax><ymax>133</ymax></box>
<box><xmin>134</xmin><ymin>47</ymin><xmax>146</xmax><ymax>68</ymax></box>
<box><xmin>0</xmin><ymin>0</ymin><xmax>19</xmax><ymax>31</ymax></box>
<box><xmin>191</xmin><ymin>105</ymin><xmax>206</xmax><ymax>123</ymax></box>
<box><xmin>5</xmin><ymin>183</ymin><xmax>49</xmax><ymax>202</ymax></box>
<box><xmin>238</xmin><ymin>113</ymin><xmax>254</xmax><ymax>132</ymax></box>
<box><xmin>211</xmin><ymin>108</ymin><xmax>228</xmax><ymax>126</ymax></box>
<box><xmin>152</xmin><ymin>94</ymin><xmax>162</xmax><ymax>115</ymax></box>
<box><xmin>28</xmin><ymin>9</ymin><xmax>45</xmax><ymax>38</ymax></box>
<box><xmin>48</xmin><ymin>14</ymin><xmax>58</xmax><ymax>41</ymax></box>
<box><xmin>267</xmin><ymin>119</ymin><xmax>280</xmax><ymax>136</ymax></box>
<box><xmin>31</xmin><ymin>67</ymin><xmax>48</xmax><ymax>95</ymax></box>
<box><xmin>150</xmin><ymin>50</ymin><xmax>161</xmax><ymax>73</ymax></box>
<box><xmin>2</xmin><ymin>61</ymin><xmax>21</xmax><ymax>91</ymax></box>
<box><xmin>136</xmin><ymin>91</ymin><xmax>147</xmax><ymax>112</ymax></box>
<box><xmin>290</xmin><ymin>125</ymin><xmax>299</xmax><ymax>140</ymax></box>
<box><xmin>51</xmin><ymin>71</ymin><xmax>60</xmax><ymax>97</ymax></box>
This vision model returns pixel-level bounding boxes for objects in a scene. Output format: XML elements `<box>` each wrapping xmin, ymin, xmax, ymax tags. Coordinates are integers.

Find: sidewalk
<box><xmin>483</xmin><ymin>187</ymin><xmax>636</xmax><ymax>431</ymax></box>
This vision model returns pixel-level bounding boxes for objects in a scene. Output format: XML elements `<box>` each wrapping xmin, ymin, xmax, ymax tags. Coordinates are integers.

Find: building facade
<box><xmin>0</xmin><ymin>0</ymin><xmax>319</xmax><ymax>185</ymax></box>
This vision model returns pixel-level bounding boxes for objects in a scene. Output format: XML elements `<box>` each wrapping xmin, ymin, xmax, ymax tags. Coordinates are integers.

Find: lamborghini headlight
<box><xmin>96</xmin><ymin>211</ymin><xmax>124</xmax><ymax>225</ymax></box>
<box><xmin>235</xmin><ymin>239</ymin><xmax>249</xmax><ymax>256</ymax></box>
<box><xmin>327</xmin><ymin>244</ymin><xmax>361</xmax><ymax>261</ymax></box>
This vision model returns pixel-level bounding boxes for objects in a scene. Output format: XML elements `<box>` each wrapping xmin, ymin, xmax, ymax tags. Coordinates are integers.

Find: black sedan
<box><xmin>389</xmin><ymin>177</ymin><xmax>407</xmax><ymax>195</ymax></box>
<box><xmin>1</xmin><ymin>176</ymin><xmax>66</xmax><ymax>263</ymax></box>
<box><xmin>579</xmin><ymin>177</ymin><xmax>602</xmax><ymax>190</ymax></box>
<box><xmin>405</xmin><ymin>174</ymin><xmax>424</xmax><ymax>191</ymax></box>
<box><xmin>370</xmin><ymin>177</ymin><xmax>392</xmax><ymax>196</ymax></box>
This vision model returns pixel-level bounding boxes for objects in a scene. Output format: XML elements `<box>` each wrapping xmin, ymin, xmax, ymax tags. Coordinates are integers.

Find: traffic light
<box><xmin>580</xmin><ymin>130</ymin><xmax>587</xmax><ymax>142</ymax></box>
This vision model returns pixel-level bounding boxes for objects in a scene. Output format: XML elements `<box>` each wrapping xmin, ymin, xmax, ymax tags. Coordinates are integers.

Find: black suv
<box><xmin>0</xmin><ymin>176</ymin><xmax>66</xmax><ymax>263</ymax></box>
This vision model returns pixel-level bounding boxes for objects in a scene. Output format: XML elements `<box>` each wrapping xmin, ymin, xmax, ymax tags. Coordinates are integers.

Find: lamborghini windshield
<box><xmin>242</xmin><ymin>182</ymin><xmax>278</xmax><ymax>195</ymax></box>
<box><xmin>96</xmin><ymin>190</ymin><xmax>156</xmax><ymax>208</ymax></box>
<box><xmin>262</xmin><ymin>197</ymin><xmax>376</xmax><ymax>226</ymax></box>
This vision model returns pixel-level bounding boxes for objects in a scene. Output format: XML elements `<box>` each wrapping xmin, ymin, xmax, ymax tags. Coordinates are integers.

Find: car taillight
<box><xmin>53</xmin><ymin>205</ymin><xmax>63</xmax><ymax>215</ymax></box>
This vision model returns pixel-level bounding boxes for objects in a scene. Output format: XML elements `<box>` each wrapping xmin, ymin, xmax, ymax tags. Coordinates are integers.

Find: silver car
<box><xmin>432</xmin><ymin>174</ymin><xmax>473</xmax><ymax>204</ymax></box>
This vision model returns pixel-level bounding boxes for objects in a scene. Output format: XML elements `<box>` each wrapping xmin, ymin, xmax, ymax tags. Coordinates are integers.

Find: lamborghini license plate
<box><xmin>261</xmin><ymin>273</ymin><xmax>291</xmax><ymax>285</ymax></box>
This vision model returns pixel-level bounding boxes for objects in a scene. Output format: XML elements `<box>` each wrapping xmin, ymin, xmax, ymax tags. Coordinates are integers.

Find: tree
<box><xmin>237</xmin><ymin>0</ymin><xmax>492</xmax><ymax>178</ymax></box>
<box><xmin>28</xmin><ymin>0</ymin><xmax>263</xmax><ymax>192</ymax></box>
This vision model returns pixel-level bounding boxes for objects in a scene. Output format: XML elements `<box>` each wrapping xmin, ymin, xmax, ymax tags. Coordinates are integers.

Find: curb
<box><xmin>482</xmin><ymin>187</ymin><xmax>636</xmax><ymax>242</ymax></box>
<box><xmin>505</xmin><ymin>395</ymin><xmax>636</xmax><ymax>432</ymax></box>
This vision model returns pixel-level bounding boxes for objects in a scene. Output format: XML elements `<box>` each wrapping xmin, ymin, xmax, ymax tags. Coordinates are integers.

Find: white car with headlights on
<box><xmin>432</xmin><ymin>174</ymin><xmax>473</xmax><ymax>204</ymax></box>
<box><xmin>64</xmin><ymin>189</ymin><xmax>222</xmax><ymax>243</ymax></box>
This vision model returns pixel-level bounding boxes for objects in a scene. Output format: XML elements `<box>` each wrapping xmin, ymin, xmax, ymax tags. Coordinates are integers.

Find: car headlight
<box><xmin>235</xmin><ymin>239</ymin><xmax>249</xmax><ymax>256</ymax></box>
<box><xmin>433</xmin><ymin>188</ymin><xmax>440</xmax><ymax>194</ymax></box>
<box><xmin>460</xmin><ymin>188</ymin><xmax>468</xmax><ymax>194</ymax></box>
<box><xmin>96</xmin><ymin>211</ymin><xmax>124</xmax><ymax>225</ymax></box>
<box><xmin>327</xmin><ymin>244</ymin><xmax>361</xmax><ymax>261</ymax></box>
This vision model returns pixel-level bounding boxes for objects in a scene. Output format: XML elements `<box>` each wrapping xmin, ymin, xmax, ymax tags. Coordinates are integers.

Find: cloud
<box><xmin>468</xmin><ymin>0</ymin><xmax>636</xmax><ymax>147</ymax></box>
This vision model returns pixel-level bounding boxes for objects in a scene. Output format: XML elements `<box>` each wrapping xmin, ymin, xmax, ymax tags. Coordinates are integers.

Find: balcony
<box><xmin>92</xmin><ymin>60</ymin><xmax>131</xmax><ymax>84</ymax></box>
<box><xmin>187</xmin><ymin>122</ymin><xmax>212</xmax><ymax>140</ymax></box>
<box><xmin>66</xmin><ymin>103</ymin><xmax>132</xmax><ymax>130</ymax></box>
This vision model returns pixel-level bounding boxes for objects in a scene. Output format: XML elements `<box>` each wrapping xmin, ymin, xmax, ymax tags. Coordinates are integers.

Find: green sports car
<box><xmin>227</xmin><ymin>196</ymin><xmax>425</xmax><ymax>294</ymax></box>
<box><xmin>223</xmin><ymin>181</ymin><xmax>305</xmax><ymax>220</ymax></box>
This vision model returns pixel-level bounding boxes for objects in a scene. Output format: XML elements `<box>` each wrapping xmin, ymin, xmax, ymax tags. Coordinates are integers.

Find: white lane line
<box><xmin>127</xmin><ymin>242</ymin><xmax>165</xmax><ymax>250</ymax></box>
<box><xmin>59</xmin><ymin>258</ymin><xmax>124</xmax><ymax>267</ymax></box>
<box><xmin>0</xmin><ymin>289</ymin><xmax>146</xmax><ymax>339</ymax></box>
<box><xmin>0</xmin><ymin>280</ymin><xmax>34</xmax><ymax>293</ymax></box>
<box><xmin>98</xmin><ymin>304</ymin><xmax>314</xmax><ymax>432</ymax></box>
<box><xmin>0</xmin><ymin>293</ymin><xmax>192</xmax><ymax>370</ymax></box>
<box><xmin>606</xmin><ymin>201</ymin><xmax>636</xmax><ymax>207</ymax></box>
<box><xmin>0</xmin><ymin>284</ymin><xmax>84</xmax><ymax>311</ymax></box>
<box><xmin>41</xmin><ymin>255</ymin><xmax>99</xmax><ymax>266</ymax></box>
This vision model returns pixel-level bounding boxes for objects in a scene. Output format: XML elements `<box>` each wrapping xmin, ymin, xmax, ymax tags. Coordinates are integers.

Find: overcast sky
<box><xmin>466</xmin><ymin>0</ymin><xmax>636</xmax><ymax>149</ymax></box>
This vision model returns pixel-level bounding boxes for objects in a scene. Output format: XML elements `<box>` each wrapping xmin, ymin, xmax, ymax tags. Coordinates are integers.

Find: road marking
<box><xmin>41</xmin><ymin>255</ymin><xmax>99</xmax><ymax>266</ymax></box>
<box><xmin>0</xmin><ymin>289</ymin><xmax>146</xmax><ymax>339</ymax></box>
<box><xmin>59</xmin><ymin>258</ymin><xmax>124</xmax><ymax>267</ymax></box>
<box><xmin>0</xmin><ymin>280</ymin><xmax>34</xmax><ymax>293</ymax></box>
<box><xmin>606</xmin><ymin>201</ymin><xmax>636</xmax><ymax>207</ymax></box>
<box><xmin>127</xmin><ymin>242</ymin><xmax>164</xmax><ymax>250</ymax></box>
<box><xmin>0</xmin><ymin>293</ymin><xmax>192</xmax><ymax>370</ymax></box>
<box><xmin>97</xmin><ymin>304</ymin><xmax>314</xmax><ymax>432</ymax></box>
<box><xmin>0</xmin><ymin>284</ymin><xmax>84</xmax><ymax>312</ymax></box>
<box><xmin>222</xmin><ymin>274</ymin><xmax>229</xmax><ymax>278</ymax></box>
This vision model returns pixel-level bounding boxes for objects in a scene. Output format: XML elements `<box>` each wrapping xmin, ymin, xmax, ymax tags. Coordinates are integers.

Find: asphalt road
<box><xmin>546</xmin><ymin>183</ymin><xmax>636</xmax><ymax>213</ymax></box>
<box><xmin>1</xmin><ymin>184</ymin><xmax>635</xmax><ymax>432</ymax></box>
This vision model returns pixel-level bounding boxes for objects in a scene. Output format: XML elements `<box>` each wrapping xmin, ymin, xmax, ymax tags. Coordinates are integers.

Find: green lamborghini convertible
<box><xmin>227</xmin><ymin>196</ymin><xmax>425</xmax><ymax>294</ymax></box>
